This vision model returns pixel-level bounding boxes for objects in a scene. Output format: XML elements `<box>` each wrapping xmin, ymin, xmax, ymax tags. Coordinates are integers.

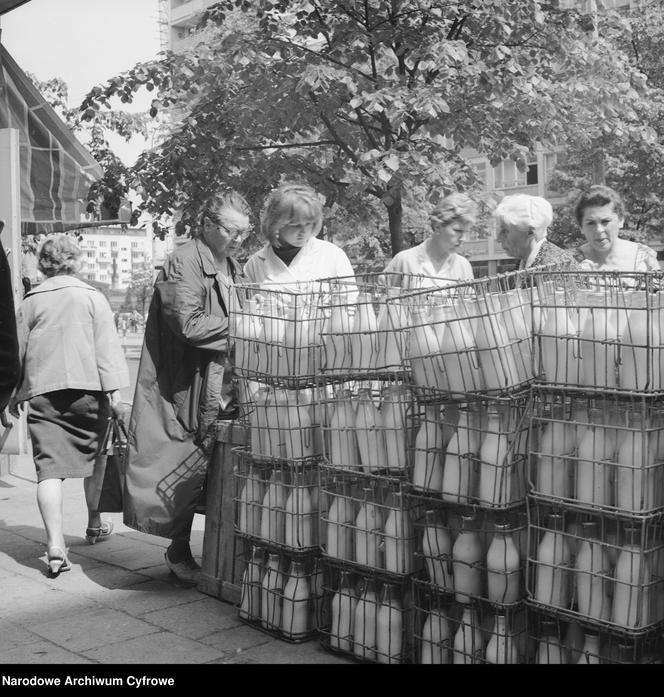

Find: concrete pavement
<box><xmin>0</xmin><ymin>459</ymin><xmax>351</xmax><ymax>666</ymax></box>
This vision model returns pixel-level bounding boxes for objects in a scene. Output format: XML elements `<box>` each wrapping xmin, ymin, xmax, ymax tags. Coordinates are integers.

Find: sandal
<box><xmin>47</xmin><ymin>547</ymin><xmax>72</xmax><ymax>576</ymax></box>
<box><xmin>85</xmin><ymin>520</ymin><xmax>114</xmax><ymax>545</ymax></box>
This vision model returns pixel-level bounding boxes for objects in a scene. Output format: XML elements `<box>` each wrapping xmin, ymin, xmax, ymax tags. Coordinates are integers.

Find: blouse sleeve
<box><xmin>636</xmin><ymin>243</ymin><xmax>660</xmax><ymax>272</ymax></box>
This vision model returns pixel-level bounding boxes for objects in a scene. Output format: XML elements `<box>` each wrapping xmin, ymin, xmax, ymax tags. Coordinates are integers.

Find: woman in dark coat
<box><xmin>124</xmin><ymin>191</ymin><xmax>251</xmax><ymax>584</ymax></box>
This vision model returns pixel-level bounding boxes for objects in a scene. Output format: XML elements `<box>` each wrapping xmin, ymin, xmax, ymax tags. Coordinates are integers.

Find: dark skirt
<box><xmin>27</xmin><ymin>390</ymin><xmax>111</xmax><ymax>482</ymax></box>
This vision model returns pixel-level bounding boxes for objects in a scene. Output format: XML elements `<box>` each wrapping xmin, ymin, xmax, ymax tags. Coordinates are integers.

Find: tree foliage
<box><xmin>79</xmin><ymin>0</ymin><xmax>654</xmax><ymax>259</ymax></box>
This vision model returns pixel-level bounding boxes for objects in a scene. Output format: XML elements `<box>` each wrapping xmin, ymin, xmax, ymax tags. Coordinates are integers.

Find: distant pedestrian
<box><xmin>124</xmin><ymin>190</ymin><xmax>251</xmax><ymax>584</ymax></box>
<box><xmin>10</xmin><ymin>235</ymin><xmax>129</xmax><ymax>576</ymax></box>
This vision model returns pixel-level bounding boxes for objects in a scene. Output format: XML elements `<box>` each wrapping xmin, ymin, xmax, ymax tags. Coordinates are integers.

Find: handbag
<box><xmin>88</xmin><ymin>416</ymin><xmax>128</xmax><ymax>513</ymax></box>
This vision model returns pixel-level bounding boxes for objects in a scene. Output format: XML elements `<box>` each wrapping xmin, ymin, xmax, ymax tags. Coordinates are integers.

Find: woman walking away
<box><xmin>10</xmin><ymin>235</ymin><xmax>129</xmax><ymax>575</ymax></box>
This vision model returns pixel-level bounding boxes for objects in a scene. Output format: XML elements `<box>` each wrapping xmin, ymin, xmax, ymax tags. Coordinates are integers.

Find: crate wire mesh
<box><xmin>406</xmin><ymin>393</ymin><xmax>531</xmax><ymax>509</ymax></box>
<box><xmin>527</xmin><ymin>609</ymin><xmax>663</xmax><ymax>664</ymax></box>
<box><xmin>235</xmin><ymin>542</ymin><xmax>323</xmax><ymax>642</ymax></box>
<box><xmin>529</xmin><ymin>270</ymin><xmax>664</xmax><ymax>395</ymax></box>
<box><xmin>318</xmin><ymin>468</ymin><xmax>419</xmax><ymax>577</ymax></box>
<box><xmin>319</xmin><ymin>378</ymin><xmax>415</xmax><ymax>476</ymax></box>
<box><xmin>233</xmin><ymin>450</ymin><xmax>319</xmax><ymax>554</ymax></box>
<box><xmin>387</xmin><ymin>270</ymin><xmax>537</xmax><ymax>402</ymax></box>
<box><xmin>529</xmin><ymin>389</ymin><xmax>664</xmax><ymax>515</ymax></box>
<box><xmin>526</xmin><ymin>504</ymin><xmax>664</xmax><ymax>636</ymax></box>
<box><xmin>238</xmin><ymin>382</ymin><xmax>324</xmax><ymax>464</ymax></box>
<box><xmin>411</xmin><ymin>579</ymin><xmax>529</xmax><ymax>664</ymax></box>
<box><xmin>319</xmin><ymin>562</ymin><xmax>414</xmax><ymax>664</ymax></box>
<box><xmin>411</xmin><ymin>504</ymin><xmax>528</xmax><ymax>608</ymax></box>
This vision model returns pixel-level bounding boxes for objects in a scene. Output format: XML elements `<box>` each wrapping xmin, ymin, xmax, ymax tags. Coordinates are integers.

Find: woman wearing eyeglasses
<box><xmin>123</xmin><ymin>190</ymin><xmax>251</xmax><ymax>584</ymax></box>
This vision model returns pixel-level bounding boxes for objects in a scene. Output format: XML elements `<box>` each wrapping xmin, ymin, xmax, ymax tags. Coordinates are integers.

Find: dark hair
<box><xmin>574</xmin><ymin>185</ymin><xmax>625</xmax><ymax>224</ymax></box>
<box><xmin>38</xmin><ymin>235</ymin><xmax>82</xmax><ymax>277</ymax></box>
<box><xmin>260</xmin><ymin>183</ymin><xmax>323</xmax><ymax>244</ymax></box>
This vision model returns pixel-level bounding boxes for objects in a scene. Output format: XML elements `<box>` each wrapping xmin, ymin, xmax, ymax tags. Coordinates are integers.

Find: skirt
<box><xmin>27</xmin><ymin>390</ymin><xmax>111</xmax><ymax>482</ymax></box>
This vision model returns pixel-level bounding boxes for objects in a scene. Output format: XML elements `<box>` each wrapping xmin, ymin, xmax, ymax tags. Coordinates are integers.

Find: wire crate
<box><xmin>235</xmin><ymin>543</ymin><xmax>323</xmax><ymax>643</ymax></box>
<box><xmin>526</xmin><ymin>608</ymin><xmax>663</xmax><ymax>664</ymax></box>
<box><xmin>230</xmin><ymin>279</ymin><xmax>328</xmax><ymax>388</ymax></box>
<box><xmin>526</xmin><ymin>503</ymin><xmax>664</xmax><ymax>636</ymax></box>
<box><xmin>528</xmin><ymin>269</ymin><xmax>664</xmax><ymax>395</ymax></box>
<box><xmin>318</xmin><ymin>561</ymin><xmax>415</xmax><ymax>664</ymax></box>
<box><xmin>388</xmin><ymin>270</ymin><xmax>537</xmax><ymax>402</ymax></box>
<box><xmin>411</xmin><ymin>579</ymin><xmax>530</xmax><ymax>664</ymax></box>
<box><xmin>406</xmin><ymin>393</ymin><xmax>531</xmax><ymax>509</ymax></box>
<box><xmin>318</xmin><ymin>467</ymin><xmax>419</xmax><ymax>577</ymax></box>
<box><xmin>233</xmin><ymin>449</ymin><xmax>319</xmax><ymax>554</ymax></box>
<box><xmin>238</xmin><ymin>382</ymin><xmax>324</xmax><ymax>464</ymax></box>
<box><xmin>411</xmin><ymin>504</ymin><xmax>528</xmax><ymax>608</ymax></box>
<box><xmin>318</xmin><ymin>378</ymin><xmax>415</xmax><ymax>476</ymax></box>
<box><xmin>529</xmin><ymin>389</ymin><xmax>664</xmax><ymax>516</ymax></box>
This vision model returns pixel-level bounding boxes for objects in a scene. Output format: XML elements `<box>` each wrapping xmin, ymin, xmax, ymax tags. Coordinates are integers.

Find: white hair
<box><xmin>493</xmin><ymin>194</ymin><xmax>553</xmax><ymax>240</ymax></box>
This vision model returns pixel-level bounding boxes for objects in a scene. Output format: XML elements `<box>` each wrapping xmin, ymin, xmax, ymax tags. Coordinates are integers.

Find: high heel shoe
<box><xmin>47</xmin><ymin>546</ymin><xmax>71</xmax><ymax>575</ymax></box>
<box><xmin>85</xmin><ymin>520</ymin><xmax>114</xmax><ymax>545</ymax></box>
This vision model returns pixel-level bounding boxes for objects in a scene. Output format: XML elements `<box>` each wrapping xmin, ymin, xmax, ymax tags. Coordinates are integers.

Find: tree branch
<box><xmin>235</xmin><ymin>140</ymin><xmax>338</xmax><ymax>151</ymax></box>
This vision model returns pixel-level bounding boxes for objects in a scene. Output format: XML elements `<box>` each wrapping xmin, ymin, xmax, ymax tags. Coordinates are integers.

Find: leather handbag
<box><xmin>89</xmin><ymin>417</ymin><xmax>128</xmax><ymax>513</ymax></box>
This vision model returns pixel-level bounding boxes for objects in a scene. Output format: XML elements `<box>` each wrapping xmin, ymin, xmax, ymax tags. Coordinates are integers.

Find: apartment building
<box><xmin>159</xmin><ymin>0</ymin><xmax>218</xmax><ymax>52</ymax></box>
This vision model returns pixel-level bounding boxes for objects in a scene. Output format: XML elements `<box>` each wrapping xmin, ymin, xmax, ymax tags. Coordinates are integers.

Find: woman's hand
<box><xmin>8</xmin><ymin>396</ymin><xmax>23</xmax><ymax>419</ymax></box>
<box><xmin>107</xmin><ymin>390</ymin><xmax>127</xmax><ymax>420</ymax></box>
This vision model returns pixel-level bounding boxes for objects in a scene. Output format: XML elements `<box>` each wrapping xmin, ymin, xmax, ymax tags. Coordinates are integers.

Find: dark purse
<box><xmin>89</xmin><ymin>417</ymin><xmax>128</xmax><ymax>513</ymax></box>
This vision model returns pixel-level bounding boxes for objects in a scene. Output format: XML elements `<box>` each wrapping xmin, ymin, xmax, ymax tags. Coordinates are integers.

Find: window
<box><xmin>87</xmin><ymin>251</ymin><xmax>94</xmax><ymax>258</ymax></box>
<box><xmin>87</xmin><ymin>274</ymin><xmax>95</xmax><ymax>281</ymax></box>
<box><xmin>131</xmin><ymin>242</ymin><xmax>139</xmax><ymax>249</ymax></box>
<box><xmin>99</xmin><ymin>241</ymin><xmax>106</xmax><ymax>247</ymax></box>
<box><xmin>111</xmin><ymin>241</ymin><xmax>118</xmax><ymax>248</ymax></box>
<box><xmin>493</xmin><ymin>160</ymin><xmax>538</xmax><ymax>189</ymax></box>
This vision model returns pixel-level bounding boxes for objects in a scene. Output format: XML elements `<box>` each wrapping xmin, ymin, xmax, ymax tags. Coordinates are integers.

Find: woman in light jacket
<box><xmin>11</xmin><ymin>235</ymin><xmax>129</xmax><ymax>575</ymax></box>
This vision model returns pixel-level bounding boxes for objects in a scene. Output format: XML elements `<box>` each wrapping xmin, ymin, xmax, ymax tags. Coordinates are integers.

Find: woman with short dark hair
<box><xmin>11</xmin><ymin>234</ymin><xmax>129</xmax><ymax>575</ymax></box>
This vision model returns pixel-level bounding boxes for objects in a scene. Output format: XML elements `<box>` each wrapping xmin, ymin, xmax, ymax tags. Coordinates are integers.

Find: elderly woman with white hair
<box><xmin>382</xmin><ymin>192</ymin><xmax>478</xmax><ymax>286</ymax></box>
<box><xmin>493</xmin><ymin>194</ymin><xmax>576</xmax><ymax>270</ymax></box>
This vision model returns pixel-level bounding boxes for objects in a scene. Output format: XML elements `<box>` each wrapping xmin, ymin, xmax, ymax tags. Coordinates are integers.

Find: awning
<box><xmin>0</xmin><ymin>42</ymin><xmax>103</xmax><ymax>235</ymax></box>
<box><xmin>0</xmin><ymin>0</ymin><xmax>30</xmax><ymax>16</ymax></box>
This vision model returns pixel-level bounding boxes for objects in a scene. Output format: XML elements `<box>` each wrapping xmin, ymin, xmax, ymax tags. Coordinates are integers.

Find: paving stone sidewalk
<box><xmin>0</xmin><ymin>461</ymin><xmax>351</xmax><ymax>666</ymax></box>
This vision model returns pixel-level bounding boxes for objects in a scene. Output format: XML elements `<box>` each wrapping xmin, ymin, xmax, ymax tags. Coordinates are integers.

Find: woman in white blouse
<box><xmin>382</xmin><ymin>192</ymin><xmax>478</xmax><ymax>288</ymax></box>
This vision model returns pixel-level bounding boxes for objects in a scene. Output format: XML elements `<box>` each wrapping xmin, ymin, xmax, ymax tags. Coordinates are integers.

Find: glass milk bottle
<box><xmin>328</xmin><ymin>388</ymin><xmax>360</xmax><ymax>469</ymax></box>
<box><xmin>534</xmin><ymin>513</ymin><xmax>572</xmax><ymax>609</ymax></box>
<box><xmin>576</xmin><ymin>632</ymin><xmax>601</xmax><ymax>664</ymax></box>
<box><xmin>280</xmin><ymin>560</ymin><xmax>311</xmax><ymax>639</ymax></box>
<box><xmin>324</xmin><ymin>289</ymin><xmax>353</xmax><ymax>374</ymax></box>
<box><xmin>259</xmin><ymin>467</ymin><xmax>286</xmax><ymax>544</ymax></box>
<box><xmin>442</xmin><ymin>406</ymin><xmax>480</xmax><ymax>504</ymax></box>
<box><xmin>486</xmin><ymin>520</ymin><xmax>521</xmax><ymax>605</ymax></box>
<box><xmin>234</xmin><ymin>296</ymin><xmax>260</xmax><ymax>376</ymax></box>
<box><xmin>258</xmin><ymin>296</ymin><xmax>287</xmax><ymax>377</ymax></box>
<box><xmin>376</xmin><ymin>289</ymin><xmax>410</xmax><ymax>372</ymax></box>
<box><xmin>239</xmin><ymin>545</ymin><xmax>264</xmax><ymax>621</ymax></box>
<box><xmin>478</xmin><ymin>407</ymin><xmax>511</xmax><ymax>507</ymax></box>
<box><xmin>411</xmin><ymin>405</ymin><xmax>444</xmax><ymax>493</ymax></box>
<box><xmin>260</xmin><ymin>552</ymin><xmax>284</xmax><ymax>630</ymax></box>
<box><xmin>580</xmin><ymin>293</ymin><xmax>618</xmax><ymax>389</ymax></box>
<box><xmin>535</xmin><ymin>619</ymin><xmax>566</xmax><ymax>664</ymax></box>
<box><xmin>616</xmin><ymin>412</ymin><xmax>656</xmax><ymax>513</ymax></box>
<box><xmin>438</xmin><ymin>302</ymin><xmax>484</xmax><ymax>395</ymax></box>
<box><xmin>484</xmin><ymin>612</ymin><xmax>517</xmax><ymax>664</ymax></box>
<box><xmin>619</xmin><ymin>291</ymin><xmax>657</xmax><ymax>391</ymax></box>
<box><xmin>612</xmin><ymin>525</ymin><xmax>652</xmax><ymax>630</ymax></box>
<box><xmin>353</xmin><ymin>578</ymin><xmax>378</xmax><ymax>662</ymax></box>
<box><xmin>310</xmin><ymin>557</ymin><xmax>327</xmax><ymax>631</ymax></box>
<box><xmin>420</xmin><ymin>605</ymin><xmax>451</xmax><ymax>664</ymax></box>
<box><xmin>325</xmin><ymin>487</ymin><xmax>355</xmax><ymax>561</ymax></box>
<box><xmin>354</xmin><ymin>487</ymin><xmax>383</xmax><ymax>569</ymax></box>
<box><xmin>409</xmin><ymin>304</ymin><xmax>446</xmax><ymax>393</ymax></box>
<box><xmin>238</xmin><ymin>464</ymin><xmax>265</xmax><ymax>537</ymax></box>
<box><xmin>281</xmin><ymin>389</ymin><xmax>315</xmax><ymax>460</ymax></box>
<box><xmin>383</xmin><ymin>492</ymin><xmax>414</xmax><ymax>575</ymax></box>
<box><xmin>575</xmin><ymin>407</ymin><xmax>613</xmax><ymax>508</ymax></box>
<box><xmin>452</xmin><ymin>514</ymin><xmax>483</xmax><ymax>603</ymax></box>
<box><xmin>539</xmin><ymin>290</ymin><xmax>579</xmax><ymax>386</ymax></box>
<box><xmin>350</xmin><ymin>292</ymin><xmax>379</xmax><ymax>373</ymax></box>
<box><xmin>574</xmin><ymin>520</ymin><xmax>611</xmax><ymax>622</ymax></box>
<box><xmin>453</xmin><ymin>604</ymin><xmax>484</xmax><ymax>664</ymax></box>
<box><xmin>421</xmin><ymin>509</ymin><xmax>453</xmax><ymax>593</ymax></box>
<box><xmin>250</xmin><ymin>385</ymin><xmax>271</xmax><ymax>458</ymax></box>
<box><xmin>376</xmin><ymin>583</ymin><xmax>403</xmax><ymax>664</ymax></box>
<box><xmin>380</xmin><ymin>384</ymin><xmax>409</xmax><ymax>475</ymax></box>
<box><xmin>355</xmin><ymin>387</ymin><xmax>386</xmax><ymax>474</ymax></box>
<box><xmin>536</xmin><ymin>403</ymin><xmax>574</xmax><ymax>499</ymax></box>
<box><xmin>500</xmin><ymin>288</ymin><xmax>533</xmax><ymax>385</ymax></box>
<box><xmin>329</xmin><ymin>570</ymin><xmax>356</xmax><ymax>652</ymax></box>
<box><xmin>284</xmin><ymin>482</ymin><xmax>314</xmax><ymax>550</ymax></box>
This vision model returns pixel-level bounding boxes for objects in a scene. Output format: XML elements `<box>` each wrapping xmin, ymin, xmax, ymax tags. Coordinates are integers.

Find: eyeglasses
<box><xmin>203</xmin><ymin>211</ymin><xmax>248</xmax><ymax>237</ymax></box>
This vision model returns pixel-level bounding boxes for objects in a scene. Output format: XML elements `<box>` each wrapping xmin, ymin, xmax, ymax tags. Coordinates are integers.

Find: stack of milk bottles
<box><xmin>526</xmin><ymin>268</ymin><xmax>664</xmax><ymax>664</ymax></box>
<box><xmin>315</xmin><ymin>272</ymin><xmax>421</xmax><ymax>664</ymax></box>
<box><xmin>384</xmin><ymin>271</ymin><xmax>534</xmax><ymax>664</ymax></box>
<box><xmin>230</xmin><ymin>280</ymin><xmax>327</xmax><ymax>643</ymax></box>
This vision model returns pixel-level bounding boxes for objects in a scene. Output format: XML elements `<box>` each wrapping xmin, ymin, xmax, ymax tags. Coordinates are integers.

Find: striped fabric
<box><xmin>0</xmin><ymin>43</ymin><xmax>102</xmax><ymax>235</ymax></box>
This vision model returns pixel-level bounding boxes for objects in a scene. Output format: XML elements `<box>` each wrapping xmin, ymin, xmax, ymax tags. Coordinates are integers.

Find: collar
<box><xmin>194</xmin><ymin>238</ymin><xmax>238</xmax><ymax>279</ymax></box>
<box><xmin>523</xmin><ymin>237</ymin><xmax>547</xmax><ymax>269</ymax></box>
<box><xmin>25</xmin><ymin>274</ymin><xmax>95</xmax><ymax>296</ymax></box>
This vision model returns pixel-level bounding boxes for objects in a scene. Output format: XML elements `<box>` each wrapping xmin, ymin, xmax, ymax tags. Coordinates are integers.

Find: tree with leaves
<box><xmin>80</xmin><ymin>0</ymin><xmax>654</xmax><ymax>260</ymax></box>
<box><xmin>121</xmin><ymin>264</ymin><xmax>154</xmax><ymax>318</ymax></box>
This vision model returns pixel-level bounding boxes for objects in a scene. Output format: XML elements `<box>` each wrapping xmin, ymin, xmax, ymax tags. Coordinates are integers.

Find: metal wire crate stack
<box><xmin>526</xmin><ymin>607</ymin><xmax>663</xmax><ymax>664</ymax></box>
